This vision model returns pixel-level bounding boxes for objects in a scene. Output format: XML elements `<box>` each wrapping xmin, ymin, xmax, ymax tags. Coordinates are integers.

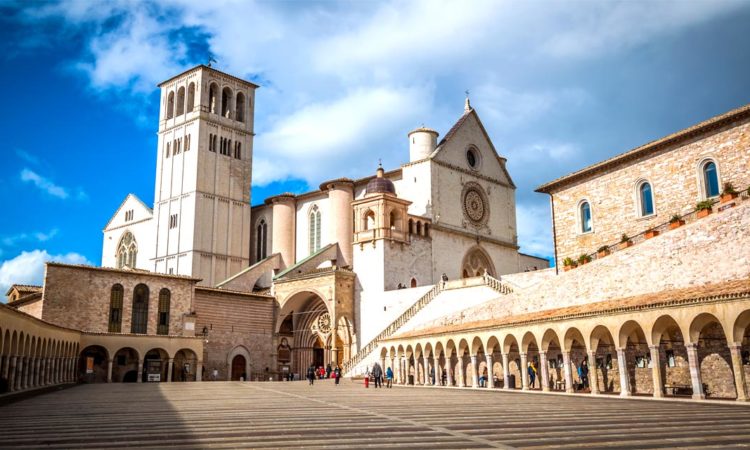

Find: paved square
<box><xmin>2</xmin><ymin>381</ymin><xmax>750</xmax><ymax>449</ymax></box>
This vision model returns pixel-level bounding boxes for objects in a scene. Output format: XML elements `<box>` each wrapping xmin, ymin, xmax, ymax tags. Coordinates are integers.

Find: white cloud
<box><xmin>20</xmin><ymin>168</ymin><xmax>69</xmax><ymax>199</ymax></box>
<box><xmin>515</xmin><ymin>203</ymin><xmax>553</xmax><ymax>260</ymax></box>
<box><xmin>0</xmin><ymin>250</ymin><xmax>91</xmax><ymax>298</ymax></box>
<box><xmin>2</xmin><ymin>229</ymin><xmax>59</xmax><ymax>247</ymax></box>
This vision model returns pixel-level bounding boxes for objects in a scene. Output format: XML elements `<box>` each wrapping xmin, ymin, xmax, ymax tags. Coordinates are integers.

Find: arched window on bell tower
<box><xmin>166</xmin><ymin>91</ymin><xmax>175</xmax><ymax>119</ymax></box>
<box><xmin>187</xmin><ymin>82</ymin><xmax>195</xmax><ymax>112</ymax></box>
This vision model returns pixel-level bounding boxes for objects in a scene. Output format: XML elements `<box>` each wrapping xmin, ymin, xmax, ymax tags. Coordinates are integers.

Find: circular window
<box><xmin>461</xmin><ymin>182</ymin><xmax>489</xmax><ymax>226</ymax></box>
<box><xmin>466</xmin><ymin>147</ymin><xmax>479</xmax><ymax>169</ymax></box>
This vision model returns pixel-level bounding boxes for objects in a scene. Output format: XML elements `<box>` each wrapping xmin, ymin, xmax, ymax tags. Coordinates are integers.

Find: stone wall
<box><xmin>547</xmin><ymin>116</ymin><xmax>750</xmax><ymax>266</ymax></box>
<box><xmin>42</xmin><ymin>263</ymin><xmax>196</xmax><ymax>335</ymax></box>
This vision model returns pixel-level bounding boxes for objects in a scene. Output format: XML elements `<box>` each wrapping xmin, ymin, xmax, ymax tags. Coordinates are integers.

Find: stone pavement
<box><xmin>2</xmin><ymin>380</ymin><xmax>750</xmax><ymax>449</ymax></box>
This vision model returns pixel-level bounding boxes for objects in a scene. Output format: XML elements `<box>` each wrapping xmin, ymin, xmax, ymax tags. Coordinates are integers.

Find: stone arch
<box><xmin>112</xmin><ymin>347</ymin><xmax>139</xmax><ymax>382</ymax></box>
<box><xmin>227</xmin><ymin>345</ymin><xmax>251</xmax><ymax>381</ymax></box>
<box><xmin>690</xmin><ymin>313</ymin><xmax>736</xmax><ymax>399</ymax></box>
<box><xmin>78</xmin><ymin>345</ymin><xmax>109</xmax><ymax>383</ymax></box>
<box><xmin>470</xmin><ymin>336</ymin><xmax>484</xmax><ymax>355</ymax></box>
<box><xmin>276</xmin><ymin>289</ymin><xmax>334</xmax><ymax>376</ymax></box>
<box><xmin>187</xmin><ymin>82</ymin><xmax>195</xmax><ymax>112</ymax></box>
<box><xmin>236</xmin><ymin>92</ymin><xmax>245</xmax><ymax>122</ymax></box>
<box><xmin>221</xmin><ymin>86</ymin><xmax>233</xmax><ymax>118</ymax></box>
<box><xmin>590</xmin><ymin>325</ymin><xmax>619</xmax><ymax>393</ymax></box>
<box><xmin>732</xmin><ymin>309</ymin><xmax>750</xmax><ymax>344</ymax></box>
<box><xmin>143</xmin><ymin>348</ymin><xmax>170</xmax><ymax>382</ymax></box>
<box><xmin>166</xmin><ymin>90</ymin><xmax>174</xmax><ymax>119</ymax></box>
<box><xmin>208</xmin><ymin>82</ymin><xmax>219</xmax><ymax>114</ymax></box>
<box><xmin>173</xmin><ymin>348</ymin><xmax>198</xmax><ymax>382</ymax></box>
<box><xmin>461</xmin><ymin>245</ymin><xmax>496</xmax><ymax>278</ymax></box>
<box><xmin>176</xmin><ymin>86</ymin><xmax>185</xmax><ymax>116</ymax></box>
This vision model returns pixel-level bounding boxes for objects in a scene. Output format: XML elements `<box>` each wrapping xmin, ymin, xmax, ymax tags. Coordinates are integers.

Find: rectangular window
<box><xmin>185</xmin><ymin>134</ymin><xmax>190</xmax><ymax>151</ymax></box>
<box><xmin>169</xmin><ymin>214</ymin><xmax>178</xmax><ymax>229</ymax></box>
<box><xmin>166</xmin><ymin>142</ymin><xmax>171</xmax><ymax>158</ymax></box>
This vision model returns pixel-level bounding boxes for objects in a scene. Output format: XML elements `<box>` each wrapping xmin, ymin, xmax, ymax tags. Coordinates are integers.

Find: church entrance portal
<box><xmin>313</xmin><ymin>340</ymin><xmax>325</xmax><ymax>369</ymax></box>
<box><xmin>231</xmin><ymin>355</ymin><xmax>246</xmax><ymax>381</ymax></box>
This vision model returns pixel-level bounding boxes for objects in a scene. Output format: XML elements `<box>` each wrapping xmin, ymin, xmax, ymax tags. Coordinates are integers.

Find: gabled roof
<box><xmin>274</xmin><ymin>243</ymin><xmax>337</xmax><ymax>279</ymax></box>
<box><xmin>5</xmin><ymin>284</ymin><xmax>42</xmax><ymax>297</ymax></box>
<box><xmin>103</xmin><ymin>193</ymin><xmax>153</xmax><ymax>231</ymax></box>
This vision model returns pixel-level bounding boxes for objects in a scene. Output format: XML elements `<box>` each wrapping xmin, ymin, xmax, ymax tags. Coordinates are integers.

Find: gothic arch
<box><xmin>227</xmin><ymin>345</ymin><xmax>251</xmax><ymax>381</ymax></box>
<box><xmin>460</xmin><ymin>245</ymin><xmax>496</xmax><ymax>278</ymax></box>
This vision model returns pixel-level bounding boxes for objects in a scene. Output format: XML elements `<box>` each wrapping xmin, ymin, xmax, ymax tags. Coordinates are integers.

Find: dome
<box><xmin>365</xmin><ymin>165</ymin><xmax>396</xmax><ymax>196</ymax></box>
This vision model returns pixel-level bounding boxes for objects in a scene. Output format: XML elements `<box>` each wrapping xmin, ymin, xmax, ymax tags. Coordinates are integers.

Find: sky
<box><xmin>1</xmin><ymin>0</ymin><xmax>749</xmax><ymax>295</ymax></box>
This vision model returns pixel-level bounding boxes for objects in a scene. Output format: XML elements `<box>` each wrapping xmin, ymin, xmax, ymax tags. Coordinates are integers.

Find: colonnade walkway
<box><xmin>2</xmin><ymin>380</ymin><xmax>750</xmax><ymax>449</ymax></box>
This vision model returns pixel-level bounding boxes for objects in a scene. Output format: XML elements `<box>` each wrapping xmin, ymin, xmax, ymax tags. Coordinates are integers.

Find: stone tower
<box><xmin>152</xmin><ymin>65</ymin><xmax>258</xmax><ymax>286</ymax></box>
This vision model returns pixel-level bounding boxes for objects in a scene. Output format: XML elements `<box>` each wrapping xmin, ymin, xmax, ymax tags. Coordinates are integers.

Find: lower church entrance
<box><xmin>313</xmin><ymin>339</ymin><xmax>325</xmax><ymax>368</ymax></box>
<box><xmin>231</xmin><ymin>355</ymin><xmax>246</xmax><ymax>381</ymax></box>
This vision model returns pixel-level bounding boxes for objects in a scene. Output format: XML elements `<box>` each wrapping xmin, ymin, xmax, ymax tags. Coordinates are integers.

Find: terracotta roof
<box><xmin>5</xmin><ymin>284</ymin><xmax>42</xmax><ymax>296</ymax></box>
<box><xmin>536</xmin><ymin>103</ymin><xmax>750</xmax><ymax>194</ymax></box>
<box><xmin>46</xmin><ymin>262</ymin><xmax>202</xmax><ymax>282</ymax></box>
<box><xmin>437</xmin><ymin>109</ymin><xmax>472</xmax><ymax>147</ymax></box>
<box><xmin>8</xmin><ymin>292</ymin><xmax>42</xmax><ymax>307</ymax></box>
<box><xmin>389</xmin><ymin>279</ymin><xmax>750</xmax><ymax>340</ymax></box>
<box><xmin>318</xmin><ymin>178</ymin><xmax>355</xmax><ymax>191</ymax></box>
<box><xmin>195</xmin><ymin>286</ymin><xmax>274</xmax><ymax>299</ymax></box>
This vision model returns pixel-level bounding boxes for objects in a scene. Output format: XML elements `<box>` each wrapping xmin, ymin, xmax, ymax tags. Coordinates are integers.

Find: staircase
<box><xmin>342</xmin><ymin>274</ymin><xmax>513</xmax><ymax>375</ymax></box>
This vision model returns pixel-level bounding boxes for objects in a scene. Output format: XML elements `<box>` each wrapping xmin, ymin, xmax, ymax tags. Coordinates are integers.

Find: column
<box><xmin>33</xmin><ymin>358</ymin><xmax>40</xmax><ymax>387</ymax></box>
<box><xmin>423</xmin><ymin>358</ymin><xmax>429</xmax><ymax>386</ymax></box>
<box><xmin>390</xmin><ymin>357</ymin><xmax>395</xmax><ymax>382</ymax></box>
<box><xmin>729</xmin><ymin>344</ymin><xmax>748</xmax><ymax>402</ymax></box>
<box><xmin>485</xmin><ymin>354</ymin><xmax>494</xmax><ymax>388</ymax></box>
<box><xmin>588</xmin><ymin>351</ymin><xmax>599</xmax><ymax>395</ymax></box>
<box><xmin>457</xmin><ymin>357</ymin><xmax>465</xmax><ymax>387</ymax></box>
<box><xmin>539</xmin><ymin>351</ymin><xmax>549</xmax><ymax>392</ymax></box>
<box><xmin>16</xmin><ymin>357</ymin><xmax>25</xmax><ymax>390</ymax></box>
<box><xmin>562</xmin><ymin>351</ymin><xmax>574</xmax><ymax>393</ymax></box>
<box><xmin>470</xmin><ymin>355</ymin><xmax>479</xmax><ymax>388</ymax></box>
<box><xmin>616</xmin><ymin>348</ymin><xmax>631</xmax><ymax>397</ymax></box>
<box><xmin>649</xmin><ymin>345</ymin><xmax>663</xmax><ymax>398</ymax></box>
<box><xmin>38</xmin><ymin>358</ymin><xmax>46</xmax><ymax>387</ymax></box>
<box><xmin>502</xmin><ymin>353</ymin><xmax>510</xmax><ymax>390</ymax></box>
<box><xmin>8</xmin><ymin>356</ymin><xmax>17</xmax><ymax>391</ymax></box>
<box><xmin>196</xmin><ymin>361</ymin><xmax>203</xmax><ymax>382</ymax></box>
<box><xmin>51</xmin><ymin>358</ymin><xmax>57</xmax><ymax>384</ymax></box>
<box><xmin>107</xmin><ymin>359</ymin><xmax>114</xmax><ymax>383</ymax></box>
<box><xmin>69</xmin><ymin>357</ymin><xmax>76</xmax><ymax>382</ymax></box>
<box><xmin>445</xmin><ymin>357</ymin><xmax>453</xmax><ymax>387</ymax></box>
<box><xmin>137</xmin><ymin>359</ymin><xmax>144</xmax><ymax>383</ymax></box>
<box><xmin>685</xmin><ymin>343</ymin><xmax>705</xmax><ymax>400</ymax></box>
<box><xmin>396</xmin><ymin>357</ymin><xmax>402</xmax><ymax>384</ymax></box>
<box><xmin>520</xmin><ymin>353</ymin><xmax>529</xmax><ymax>390</ymax></box>
<box><xmin>167</xmin><ymin>358</ymin><xmax>174</xmax><ymax>382</ymax></box>
<box><xmin>381</xmin><ymin>357</ymin><xmax>387</xmax><ymax>378</ymax></box>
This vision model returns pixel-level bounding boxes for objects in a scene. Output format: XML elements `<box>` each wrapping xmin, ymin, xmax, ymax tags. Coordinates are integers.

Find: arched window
<box><xmin>221</xmin><ymin>87</ymin><xmax>233</xmax><ymax>118</ymax></box>
<box><xmin>364</xmin><ymin>210</ymin><xmax>375</xmax><ymax>231</ymax></box>
<box><xmin>209</xmin><ymin>83</ymin><xmax>218</xmax><ymax>114</ymax></box>
<box><xmin>408</xmin><ymin>219</ymin><xmax>414</xmax><ymax>234</ymax></box>
<box><xmin>157</xmin><ymin>288</ymin><xmax>170</xmax><ymax>335</ymax></box>
<box><xmin>638</xmin><ymin>181</ymin><xmax>654</xmax><ymax>216</ymax></box>
<box><xmin>116</xmin><ymin>232</ymin><xmax>137</xmax><ymax>269</ymax></box>
<box><xmin>130</xmin><ymin>284</ymin><xmax>149</xmax><ymax>334</ymax></box>
<box><xmin>410</xmin><ymin>278</ymin><xmax>417</xmax><ymax>288</ymax></box>
<box><xmin>416</xmin><ymin>221</ymin><xmax>422</xmax><ymax>236</ymax></box>
<box><xmin>702</xmin><ymin>160</ymin><xmax>720</xmax><ymax>198</ymax></box>
<box><xmin>166</xmin><ymin>91</ymin><xmax>175</xmax><ymax>119</ymax></box>
<box><xmin>236</xmin><ymin>92</ymin><xmax>245</xmax><ymax>122</ymax></box>
<box><xmin>187</xmin><ymin>82</ymin><xmax>195</xmax><ymax>112</ymax></box>
<box><xmin>256</xmin><ymin>219</ymin><xmax>267</xmax><ymax>261</ymax></box>
<box><xmin>108</xmin><ymin>284</ymin><xmax>123</xmax><ymax>333</ymax></box>
<box><xmin>389</xmin><ymin>210</ymin><xmax>401</xmax><ymax>230</ymax></box>
<box><xmin>579</xmin><ymin>201</ymin><xmax>592</xmax><ymax>233</ymax></box>
<box><xmin>176</xmin><ymin>87</ymin><xmax>185</xmax><ymax>116</ymax></box>
<box><xmin>309</xmin><ymin>205</ymin><xmax>321</xmax><ymax>254</ymax></box>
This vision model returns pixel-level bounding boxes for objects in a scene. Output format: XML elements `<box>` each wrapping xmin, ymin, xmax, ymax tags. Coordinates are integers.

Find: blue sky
<box><xmin>1</xmin><ymin>0</ymin><xmax>749</xmax><ymax>293</ymax></box>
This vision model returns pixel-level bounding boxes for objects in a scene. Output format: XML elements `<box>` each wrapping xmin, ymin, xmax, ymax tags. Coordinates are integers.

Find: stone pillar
<box><xmin>33</xmin><ymin>358</ymin><xmax>41</xmax><ymax>387</ymax></box>
<box><xmin>685</xmin><ymin>343</ymin><xmax>705</xmax><ymax>400</ymax></box>
<box><xmin>457</xmin><ymin>357</ymin><xmax>465</xmax><ymax>387</ymax></box>
<box><xmin>539</xmin><ymin>351</ymin><xmax>549</xmax><ymax>392</ymax></box>
<box><xmin>137</xmin><ymin>359</ymin><xmax>144</xmax><ymax>383</ymax></box>
<box><xmin>196</xmin><ymin>361</ymin><xmax>203</xmax><ymax>382</ymax></box>
<box><xmin>470</xmin><ymin>355</ymin><xmax>479</xmax><ymax>388</ymax></box>
<box><xmin>1</xmin><ymin>355</ymin><xmax>8</xmax><ymax>381</ymax></box>
<box><xmin>107</xmin><ymin>359</ymin><xmax>114</xmax><ymax>383</ymax></box>
<box><xmin>16</xmin><ymin>357</ymin><xmax>25</xmax><ymax>390</ymax></box>
<box><xmin>8</xmin><ymin>356</ymin><xmax>18</xmax><ymax>391</ymax></box>
<box><xmin>51</xmin><ymin>357</ymin><xmax>57</xmax><ymax>384</ymax></box>
<box><xmin>562</xmin><ymin>351</ymin><xmax>574</xmax><ymax>393</ymax></box>
<box><xmin>445</xmin><ymin>357</ymin><xmax>453</xmax><ymax>387</ymax></box>
<box><xmin>502</xmin><ymin>353</ymin><xmax>510</xmax><ymax>390</ymax></box>
<box><xmin>485</xmin><ymin>354</ymin><xmax>494</xmax><ymax>388</ymax></box>
<box><xmin>588</xmin><ymin>351</ymin><xmax>599</xmax><ymax>395</ymax></box>
<box><xmin>322</xmin><ymin>179</ymin><xmax>354</xmax><ymax>267</ymax></box>
<box><xmin>395</xmin><ymin>357</ymin><xmax>401</xmax><ymax>384</ymax></box>
<box><xmin>520</xmin><ymin>353</ymin><xmax>529</xmax><ymax>390</ymax></box>
<box><xmin>616</xmin><ymin>348</ymin><xmax>631</xmax><ymax>397</ymax></box>
<box><xmin>649</xmin><ymin>345</ymin><xmax>663</xmax><ymax>398</ymax></box>
<box><xmin>729</xmin><ymin>344</ymin><xmax>748</xmax><ymax>402</ymax></box>
<box><xmin>167</xmin><ymin>358</ymin><xmax>174</xmax><ymax>382</ymax></box>
<box><xmin>390</xmin><ymin>357</ymin><xmax>395</xmax><ymax>381</ymax></box>
<box><xmin>38</xmin><ymin>358</ymin><xmax>46</xmax><ymax>386</ymax></box>
<box><xmin>269</xmin><ymin>194</ymin><xmax>297</xmax><ymax>269</ymax></box>
<box><xmin>423</xmin><ymin>358</ymin><xmax>429</xmax><ymax>386</ymax></box>
<box><xmin>69</xmin><ymin>357</ymin><xmax>76</xmax><ymax>382</ymax></box>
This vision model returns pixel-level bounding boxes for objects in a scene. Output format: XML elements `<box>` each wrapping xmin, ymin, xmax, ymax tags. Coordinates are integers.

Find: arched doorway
<box><xmin>143</xmin><ymin>348</ymin><xmax>169</xmax><ymax>382</ymax></box>
<box><xmin>78</xmin><ymin>346</ymin><xmax>108</xmax><ymax>383</ymax></box>
<box><xmin>231</xmin><ymin>355</ymin><xmax>246</xmax><ymax>381</ymax></box>
<box><xmin>112</xmin><ymin>347</ymin><xmax>139</xmax><ymax>382</ymax></box>
<box><xmin>313</xmin><ymin>337</ymin><xmax>325</xmax><ymax>369</ymax></box>
<box><xmin>173</xmin><ymin>349</ymin><xmax>197</xmax><ymax>382</ymax></box>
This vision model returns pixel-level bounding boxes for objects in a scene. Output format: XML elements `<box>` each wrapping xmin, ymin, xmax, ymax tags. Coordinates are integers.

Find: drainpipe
<box><xmin>547</xmin><ymin>193</ymin><xmax>560</xmax><ymax>275</ymax></box>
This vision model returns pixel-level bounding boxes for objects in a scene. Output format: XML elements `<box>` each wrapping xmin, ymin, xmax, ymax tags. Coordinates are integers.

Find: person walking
<box><xmin>580</xmin><ymin>359</ymin><xmax>590</xmax><ymax>390</ymax></box>
<box><xmin>441</xmin><ymin>368</ymin><xmax>447</xmax><ymax>386</ymax></box>
<box><xmin>430</xmin><ymin>366</ymin><xmax>435</xmax><ymax>385</ymax></box>
<box><xmin>385</xmin><ymin>366</ymin><xmax>394</xmax><ymax>388</ymax></box>
<box><xmin>372</xmin><ymin>362</ymin><xmax>383</xmax><ymax>388</ymax></box>
<box><xmin>528</xmin><ymin>361</ymin><xmax>537</xmax><ymax>389</ymax></box>
<box><xmin>333</xmin><ymin>366</ymin><xmax>341</xmax><ymax>385</ymax></box>
<box><xmin>306</xmin><ymin>365</ymin><xmax>316</xmax><ymax>386</ymax></box>
<box><xmin>326</xmin><ymin>363</ymin><xmax>332</xmax><ymax>379</ymax></box>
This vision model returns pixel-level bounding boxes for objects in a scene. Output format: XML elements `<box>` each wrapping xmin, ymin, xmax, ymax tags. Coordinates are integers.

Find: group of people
<box><xmin>306</xmin><ymin>363</ymin><xmax>342</xmax><ymax>385</ymax></box>
<box><xmin>367</xmin><ymin>362</ymin><xmax>394</xmax><ymax>388</ymax></box>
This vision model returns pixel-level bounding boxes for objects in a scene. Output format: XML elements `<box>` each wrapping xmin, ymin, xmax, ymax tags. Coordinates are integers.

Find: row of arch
<box><xmin>165</xmin><ymin>82</ymin><xmax>250</xmax><ymax>123</ymax></box>
<box><xmin>0</xmin><ymin>327</ymin><xmax>79</xmax><ymax>393</ymax></box>
<box><xmin>78</xmin><ymin>345</ymin><xmax>201</xmax><ymax>383</ymax></box>
<box><xmin>379</xmin><ymin>307</ymin><xmax>750</xmax><ymax>401</ymax></box>
<box><xmin>407</xmin><ymin>217</ymin><xmax>430</xmax><ymax>237</ymax></box>
<box><xmin>578</xmin><ymin>158</ymin><xmax>725</xmax><ymax>234</ymax></box>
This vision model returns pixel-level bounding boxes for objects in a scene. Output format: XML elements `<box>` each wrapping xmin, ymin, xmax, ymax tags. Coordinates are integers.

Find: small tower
<box><xmin>408</xmin><ymin>126</ymin><xmax>439</xmax><ymax>162</ymax></box>
<box><xmin>352</xmin><ymin>165</ymin><xmax>411</xmax><ymax>246</ymax></box>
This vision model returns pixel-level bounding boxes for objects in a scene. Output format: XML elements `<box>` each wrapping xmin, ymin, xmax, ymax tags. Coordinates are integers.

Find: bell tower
<box><xmin>152</xmin><ymin>65</ymin><xmax>258</xmax><ymax>286</ymax></box>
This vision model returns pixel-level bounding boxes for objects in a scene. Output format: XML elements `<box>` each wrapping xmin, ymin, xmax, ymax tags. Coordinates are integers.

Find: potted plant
<box><xmin>669</xmin><ymin>214</ymin><xmax>684</xmax><ymax>230</ymax></box>
<box><xmin>696</xmin><ymin>200</ymin><xmax>713</xmax><ymax>218</ymax></box>
<box><xmin>578</xmin><ymin>254</ymin><xmax>592</xmax><ymax>265</ymax></box>
<box><xmin>562</xmin><ymin>257</ymin><xmax>577</xmax><ymax>272</ymax></box>
<box><xmin>618</xmin><ymin>234</ymin><xmax>633</xmax><ymax>250</ymax></box>
<box><xmin>644</xmin><ymin>227</ymin><xmax>659</xmax><ymax>239</ymax></box>
<box><xmin>596</xmin><ymin>245</ymin><xmax>610</xmax><ymax>258</ymax></box>
<box><xmin>720</xmin><ymin>182</ymin><xmax>738</xmax><ymax>203</ymax></box>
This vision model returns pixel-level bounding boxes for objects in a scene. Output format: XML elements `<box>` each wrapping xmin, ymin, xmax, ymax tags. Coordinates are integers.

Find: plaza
<box><xmin>2</xmin><ymin>381</ymin><xmax>750</xmax><ymax>449</ymax></box>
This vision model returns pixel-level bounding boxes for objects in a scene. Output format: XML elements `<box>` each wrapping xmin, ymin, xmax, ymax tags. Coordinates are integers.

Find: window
<box><xmin>169</xmin><ymin>214</ymin><xmax>178</xmax><ymax>229</ymax></box>
<box><xmin>116</xmin><ymin>232</ymin><xmax>137</xmax><ymax>269</ymax></box>
<box><xmin>580</xmin><ymin>201</ymin><xmax>592</xmax><ymax>233</ymax></box>
<box><xmin>364</xmin><ymin>210</ymin><xmax>375</xmax><ymax>231</ymax></box>
<box><xmin>638</xmin><ymin>181</ymin><xmax>654</xmax><ymax>216</ymax></box>
<box><xmin>466</xmin><ymin>147</ymin><xmax>479</xmax><ymax>169</ymax></box>
<box><xmin>236</xmin><ymin>92</ymin><xmax>245</xmax><ymax>122</ymax></box>
<box><xmin>108</xmin><ymin>284</ymin><xmax>124</xmax><ymax>333</ymax></box>
<box><xmin>309</xmin><ymin>205</ymin><xmax>321</xmax><ymax>254</ymax></box>
<box><xmin>410</xmin><ymin>278</ymin><xmax>417</xmax><ymax>288</ymax></box>
<box><xmin>213</xmin><ymin>135</ymin><xmax>218</xmax><ymax>153</ymax></box>
<box><xmin>125</xmin><ymin>210</ymin><xmax>134</xmax><ymax>222</ymax></box>
<box><xmin>185</xmin><ymin>134</ymin><xmax>190</xmax><ymax>152</ymax></box>
<box><xmin>157</xmin><ymin>288</ymin><xmax>170</xmax><ymax>335</ymax></box>
<box><xmin>187</xmin><ymin>82</ymin><xmax>195</xmax><ymax>112</ymax></box>
<box><xmin>209</xmin><ymin>134</ymin><xmax>216</xmax><ymax>152</ymax></box>
<box><xmin>176</xmin><ymin>87</ymin><xmax>185</xmax><ymax>116</ymax></box>
<box><xmin>221</xmin><ymin>87</ymin><xmax>233</xmax><ymax>118</ymax></box>
<box><xmin>209</xmin><ymin>83</ymin><xmax>218</xmax><ymax>114</ymax></box>
<box><xmin>167</xmin><ymin>91</ymin><xmax>175</xmax><ymax>119</ymax></box>
<box><xmin>166</xmin><ymin>141</ymin><xmax>171</xmax><ymax>158</ymax></box>
<box><xmin>234</xmin><ymin>141</ymin><xmax>241</xmax><ymax>159</ymax></box>
<box><xmin>256</xmin><ymin>219</ymin><xmax>267</xmax><ymax>261</ymax></box>
<box><xmin>702</xmin><ymin>160</ymin><xmax>720</xmax><ymax>198</ymax></box>
<box><xmin>131</xmin><ymin>284</ymin><xmax>149</xmax><ymax>334</ymax></box>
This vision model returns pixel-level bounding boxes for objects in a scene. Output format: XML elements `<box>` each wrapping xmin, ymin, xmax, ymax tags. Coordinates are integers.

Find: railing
<box><xmin>342</xmin><ymin>274</ymin><xmax>513</xmax><ymax>374</ymax></box>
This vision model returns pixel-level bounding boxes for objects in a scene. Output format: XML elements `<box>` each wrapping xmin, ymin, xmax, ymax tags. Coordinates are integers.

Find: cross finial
<box><xmin>208</xmin><ymin>56</ymin><xmax>217</xmax><ymax>68</ymax></box>
<box><xmin>464</xmin><ymin>89</ymin><xmax>471</xmax><ymax>112</ymax></box>
<box><xmin>378</xmin><ymin>158</ymin><xmax>382</xmax><ymax>167</ymax></box>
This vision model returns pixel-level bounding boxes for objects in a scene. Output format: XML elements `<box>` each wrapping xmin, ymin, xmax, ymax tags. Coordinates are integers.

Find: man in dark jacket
<box><xmin>306</xmin><ymin>365</ymin><xmax>316</xmax><ymax>385</ymax></box>
<box><xmin>372</xmin><ymin>362</ymin><xmax>383</xmax><ymax>388</ymax></box>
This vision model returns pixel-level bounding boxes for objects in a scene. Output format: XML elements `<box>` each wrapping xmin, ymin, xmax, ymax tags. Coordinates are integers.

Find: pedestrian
<box><xmin>372</xmin><ymin>362</ymin><xmax>383</xmax><ymax>388</ymax></box>
<box><xmin>479</xmin><ymin>367</ymin><xmax>487</xmax><ymax>387</ymax></box>
<box><xmin>326</xmin><ymin>363</ymin><xmax>332</xmax><ymax>379</ymax></box>
<box><xmin>441</xmin><ymin>368</ymin><xmax>447</xmax><ymax>386</ymax></box>
<box><xmin>334</xmin><ymin>366</ymin><xmax>341</xmax><ymax>385</ymax></box>
<box><xmin>430</xmin><ymin>366</ymin><xmax>435</xmax><ymax>385</ymax></box>
<box><xmin>441</xmin><ymin>273</ymin><xmax>448</xmax><ymax>287</ymax></box>
<box><xmin>528</xmin><ymin>362</ymin><xmax>537</xmax><ymax>388</ymax></box>
<box><xmin>580</xmin><ymin>359</ymin><xmax>589</xmax><ymax>390</ymax></box>
<box><xmin>307</xmin><ymin>365</ymin><xmax>316</xmax><ymax>385</ymax></box>
<box><xmin>318</xmin><ymin>366</ymin><xmax>325</xmax><ymax>379</ymax></box>
<box><xmin>212</xmin><ymin>368</ymin><xmax>218</xmax><ymax>381</ymax></box>
<box><xmin>385</xmin><ymin>366</ymin><xmax>394</xmax><ymax>388</ymax></box>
